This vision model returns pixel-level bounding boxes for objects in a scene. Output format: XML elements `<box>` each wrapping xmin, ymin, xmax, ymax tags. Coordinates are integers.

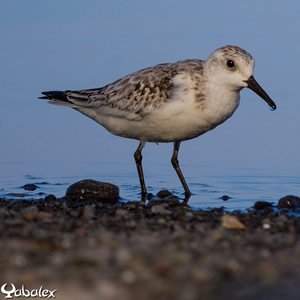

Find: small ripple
<box><xmin>5</xmin><ymin>192</ymin><xmax>29</xmax><ymax>198</ymax></box>
<box><xmin>24</xmin><ymin>175</ymin><xmax>44</xmax><ymax>180</ymax></box>
<box><xmin>200</xmin><ymin>189</ymin><xmax>219</xmax><ymax>193</ymax></box>
<box><xmin>34</xmin><ymin>182</ymin><xmax>67</xmax><ymax>186</ymax></box>
<box><xmin>190</xmin><ymin>182</ymin><xmax>213</xmax><ymax>188</ymax></box>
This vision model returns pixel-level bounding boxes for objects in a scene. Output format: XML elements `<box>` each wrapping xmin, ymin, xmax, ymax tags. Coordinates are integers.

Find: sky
<box><xmin>1</xmin><ymin>0</ymin><xmax>300</xmax><ymax>179</ymax></box>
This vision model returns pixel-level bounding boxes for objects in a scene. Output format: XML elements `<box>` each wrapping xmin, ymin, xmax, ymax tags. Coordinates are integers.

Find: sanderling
<box><xmin>39</xmin><ymin>45</ymin><xmax>277</xmax><ymax>203</ymax></box>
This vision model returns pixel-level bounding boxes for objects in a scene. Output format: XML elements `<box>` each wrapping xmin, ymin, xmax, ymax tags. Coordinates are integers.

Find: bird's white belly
<box><xmin>98</xmin><ymin>113</ymin><xmax>206</xmax><ymax>142</ymax></box>
<box><xmin>131</xmin><ymin>116</ymin><xmax>207</xmax><ymax>142</ymax></box>
<box><xmin>96</xmin><ymin>99</ymin><xmax>237</xmax><ymax>143</ymax></box>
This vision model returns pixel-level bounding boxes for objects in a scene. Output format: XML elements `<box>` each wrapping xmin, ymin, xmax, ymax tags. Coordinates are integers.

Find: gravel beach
<box><xmin>1</xmin><ymin>192</ymin><xmax>300</xmax><ymax>300</ymax></box>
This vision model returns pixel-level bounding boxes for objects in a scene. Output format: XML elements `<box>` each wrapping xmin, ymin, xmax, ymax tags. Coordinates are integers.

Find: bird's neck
<box><xmin>203</xmin><ymin>81</ymin><xmax>241</xmax><ymax>126</ymax></box>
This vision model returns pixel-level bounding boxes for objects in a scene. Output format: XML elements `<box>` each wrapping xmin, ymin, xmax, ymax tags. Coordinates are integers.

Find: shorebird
<box><xmin>40</xmin><ymin>45</ymin><xmax>277</xmax><ymax>203</ymax></box>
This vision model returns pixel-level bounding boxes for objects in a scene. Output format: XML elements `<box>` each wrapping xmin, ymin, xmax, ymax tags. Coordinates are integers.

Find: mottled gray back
<box><xmin>65</xmin><ymin>59</ymin><xmax>204</xmax><ymax>120</ymax></box>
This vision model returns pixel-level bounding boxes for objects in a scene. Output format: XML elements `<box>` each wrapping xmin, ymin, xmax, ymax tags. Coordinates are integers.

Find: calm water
<box><xmin>1</xmin><ymin>161</ymin><xmax>300</xmax><ymax>210</ymax></box>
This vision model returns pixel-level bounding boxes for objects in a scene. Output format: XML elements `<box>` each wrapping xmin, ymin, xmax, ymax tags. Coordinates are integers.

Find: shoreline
<box><xmin>1</xmin><ymin>196</ymin><xmax>300</xmax><ymax>300</ymax></box>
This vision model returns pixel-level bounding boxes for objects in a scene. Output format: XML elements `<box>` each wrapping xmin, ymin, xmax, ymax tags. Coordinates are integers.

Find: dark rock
<box><xmin>157</xmin><ymin>190</ymin><xmax>173</xmax><ymax>199</ymax></box>
<box><xmin>253</xmin><ymin>201</ymin><xmax>273</xmax><ymax>210</ymax></box>
<box><xmin>22</xmin><ymin>184</ymin><xmax>37</xmax><ymax>191</ymax></box>
<box><xmin>278</xmin><ymin>195</ymin><xmax>300</xmax><ymax>209</ymax></box>
<box><xmin>65</xmin><ymin>179</ymin><xmax>119</xmax><ymax>203</ymax></box>
<box><xmin>219</xmin><ymin>195</ymin><xmax>232</xmax><ymax>201</ymax></box>
<box><xmin>45</xmin><ymin>194</ymin><xmax>57</xmax><ymax>201</ymax></box>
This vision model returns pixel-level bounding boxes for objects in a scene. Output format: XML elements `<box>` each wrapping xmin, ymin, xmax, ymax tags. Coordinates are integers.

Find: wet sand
<box><xmin>0</xmin><ymin>196</ymin><xmax>300</xmax><ymax>300</ymax></box>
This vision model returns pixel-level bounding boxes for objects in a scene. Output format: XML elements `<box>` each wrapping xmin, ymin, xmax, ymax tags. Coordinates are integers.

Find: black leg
<box><xmin>171</xmin><ymin>141</ymin><xmax>191</xmax><ymax>202</ymax></box>
<box><xmin>134</xmin><ymin>141</ymin><xmax>147</xmax><ymax>201</ymax></box>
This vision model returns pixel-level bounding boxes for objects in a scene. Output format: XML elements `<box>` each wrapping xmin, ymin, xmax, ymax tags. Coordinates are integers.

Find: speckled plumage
<box><xmin>40</xmin><ymin>45</ymin><xmax>276</xmax><ymax>201</ymax></box>
<box><xmin>54</xmin><ymin>59</ymin><xmax>205</xmax><ymax>120</ymax></box>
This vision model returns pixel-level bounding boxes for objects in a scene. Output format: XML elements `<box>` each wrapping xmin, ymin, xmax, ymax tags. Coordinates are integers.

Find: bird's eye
<box><xmin>226</xmin><ymin>60</ymin><xmax>235</xmax><ymax>69</ymax></box>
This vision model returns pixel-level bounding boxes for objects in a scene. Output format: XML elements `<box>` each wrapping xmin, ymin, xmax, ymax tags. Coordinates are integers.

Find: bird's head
<box><xmin>205</xmin><ymin>45</ymin><xmax>276</xmax><ymax>110</ymax></box>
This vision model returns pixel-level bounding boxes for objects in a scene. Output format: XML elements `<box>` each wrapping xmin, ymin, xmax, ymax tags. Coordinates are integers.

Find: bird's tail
<box><xmin>39</xmin><ymin>90</ymin><xmax>78</xmax><ymax>107</ymax></box>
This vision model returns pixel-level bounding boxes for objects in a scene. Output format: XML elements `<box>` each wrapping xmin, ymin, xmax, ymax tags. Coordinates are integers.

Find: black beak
<box><xmin>246</xmin><ymin>76</ymin><xmax>277</xmax><ymax>110</ymax></box>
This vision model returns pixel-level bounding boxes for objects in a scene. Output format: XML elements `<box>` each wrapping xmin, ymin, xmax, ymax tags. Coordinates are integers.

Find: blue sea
<box><xmin>1</xmin><ymin>161</ymin><xmax>299</xmax><ymax>210</ymax></box>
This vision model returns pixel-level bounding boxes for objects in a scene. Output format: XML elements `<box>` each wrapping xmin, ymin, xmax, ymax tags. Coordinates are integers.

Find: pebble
<box><xmin>65</xmin><ymin>179</ymin><xmax>119</xmax><ymax>203</ymax></box>
<box><xmin>125</xmin><ymin>202</ymin><xmax>139</xmax><ymax>210</ymax></box>
<box><xmin>121</xmin><ymin>270</ymin><xmax>136</xmax><ymax>284</ymax></box>
<box><xmin>81</xmin><ymin>205</ymin><xmax>95</xmax><ymax>221</ymax></box>
<box><xmin>164</xmin><ymin>195</ymin><xmax>180</xmax><ymax>203</ymax></box>
<box><xmin>21</xmin><ymin>206</ymin><xmax>39</xmax><ymax>221</ymax></box>
<box><xmin>153</xmin><ymin>261</ymin><xmax>172</xmax><ymax>276</ymax></box>
<box><xmin>1</xmin><ymin>192</ymin><xmax>300</xmax><ymax>300</ymax></box>
<box><xmin>278</xmin><ymin>195</ymin><xmax>300</xmax><ymax>209</ymax></box>
<box><xmin>219</xmin><ymin>195</ymin><xmax>231</xmax><ymax>201</ymax></box>
<box><xmin>262</xmin><ymin>217</ymin><xmax>271</xmax><ymax>227</ymax></box>
<box><xmin>183</xmin><ymin>211</ymin><xmax>195</xmax><ymax>222</ymax></box>
<box><xmin>44</xmin><ymin>194</ymin><xmax>57</xmax><ymax>202</ymax></box>
<box><xmin>274</xmin><ymin>214</ymin><xmax>289</xmax><ymax>231</ymax></box>
<box><xmin>22</xmin><ymin>183</ymin><xmax>38</xmax><ymax>191</ymax></box>
<box><xmin>150</xmin><ymin>195</ymin><xmax>179</xmax><ymax>206</ymax></box>
<box><xmin>253</xmin><ymin>201</ymin><xmax>273</xmax><ymax>210</ymax></box>
<box><xmin>126</xmin><ymin>220</ymin><xmax>137</xmax><ymax>229</ymax></box>
<box><xmin>116</xmin><ymin>248</ymin><xmax>132</xmax><ymax>265</ymax></box>
<box><xmin>262</xmin><ymin>223</ymin><xmax>271</xmax><ymax>230</ymax></box>
<box><xmin>151</xmin><ymin>203</ymin><xmax>172</xmax><ymax>216</ymax></box>
<box><xmin>37</xmin><ymin>211</ymin><xmax>54</xmax><ymax>223</ymax></box>
<box><xmin>115</xmin><ymin>208</ymin><xmax>129</xmax><ymax>218</ymax></box>
<box><xmin>221</xmin><ymin>214</ymin><xmax>245</xmax><ymax>230</ymax></box>
<box><xmin>157</xmin><ymin>190</ymin><xmax>173</xmax><ymax>198</ymax></box>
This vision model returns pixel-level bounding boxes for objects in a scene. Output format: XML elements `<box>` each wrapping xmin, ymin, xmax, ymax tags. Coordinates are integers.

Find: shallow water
<box><xmin>1</xmin><ymin>161</ymin><xmax>299</xmax><ymax>210</ymax></box>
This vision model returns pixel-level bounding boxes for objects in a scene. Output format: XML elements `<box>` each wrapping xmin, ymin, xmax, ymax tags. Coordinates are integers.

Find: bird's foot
<box><xmin>182</xmin><ymin>191</ymin><xmax>191</xmax><ymax>205</ymax></box>
<box><xmin>138</xmin><ymin>192</ymin><xmax>154</xmax><ymax>207</ymax></box>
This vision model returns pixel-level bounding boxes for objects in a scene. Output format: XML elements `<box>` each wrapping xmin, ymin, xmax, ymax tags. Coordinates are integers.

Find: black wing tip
<box><xmin>38</xmin><ymin>91</ymin><xmax>51</xmax><ymax>99</ymax></box>
<box><xmin>38</xmin><ymin>91</ymin><xmax>68</xmax><ymax>101</ymax></box>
